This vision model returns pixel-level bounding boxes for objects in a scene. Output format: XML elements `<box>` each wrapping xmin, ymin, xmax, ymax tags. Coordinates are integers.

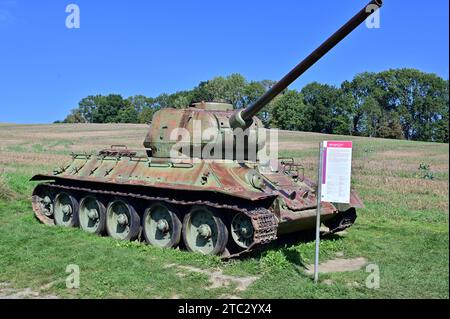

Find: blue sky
<box><xmin>0</xmin><ymin>0</ymin><xmax>448</xmax><ymax>124</ymax></box>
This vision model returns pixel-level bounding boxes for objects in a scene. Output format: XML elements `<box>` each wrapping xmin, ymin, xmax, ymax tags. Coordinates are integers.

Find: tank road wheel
<box><xmin>231</xmin><ymin>213</ymin><xmax>254</xmax><ymax>249</ymax></box>
<box><xmin>142</xmin><ymin>202</ymin><xmax>182</xmax><ymax>248</ymax></box>
<box><xmin>54</xmin><ymin>192</ymin><xmax>79</xmax><ymax>227</ymax></box>
<box><xmin>78</xmin><ymin>195</ymin><xmax>106</xmax><ymax>235</ymax></box>
<box><xmin>106</xmin><ymin>198</ymin><xmax>140</xmax><ymax>241</ymax></box>
<box><xmin>182</xmin><ymin>206</ymin><xmax>228</xmax><ymax>255</ymax></box>
<box><xmin>32</xmin><ymin>185</ymin><xmax>55</xmax><ymax>223</ymax></box>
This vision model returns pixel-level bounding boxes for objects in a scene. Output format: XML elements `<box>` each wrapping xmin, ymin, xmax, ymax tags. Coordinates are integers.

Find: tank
<box><xmin>30</xmin><ymin>1</ymin><xmax>381</xmax><ymax>257</ymax></box>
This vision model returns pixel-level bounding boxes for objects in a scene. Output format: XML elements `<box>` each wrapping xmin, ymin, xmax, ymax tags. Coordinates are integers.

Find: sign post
<box><xmin>314</xmin><ymin>141</ymin><xmax>353</xmax><ymax>283</ymax></box>
<box><xmin>314</xmin><ymin>142</ymin><xmax>324</xmax><ymax>283</ymax></box>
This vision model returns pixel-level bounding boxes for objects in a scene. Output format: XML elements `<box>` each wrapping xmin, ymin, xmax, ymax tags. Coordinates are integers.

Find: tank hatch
<box><xmin>191</xmin><ymin>101</ymin><xmax>233</xmax><ymax>111</ymax></box>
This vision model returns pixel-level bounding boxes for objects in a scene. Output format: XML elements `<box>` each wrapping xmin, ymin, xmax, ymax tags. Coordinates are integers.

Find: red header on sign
<box><xmin>327</xmin><ymin>141</ymin><xmax>352</xmax><ymax>148</ymax></box>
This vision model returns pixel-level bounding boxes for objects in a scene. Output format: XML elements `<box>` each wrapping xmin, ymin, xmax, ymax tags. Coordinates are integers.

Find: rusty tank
<box><xmin>30</xmin><ymin>1</ymin><xmax>381</xmax><ymax>257</ymax></box>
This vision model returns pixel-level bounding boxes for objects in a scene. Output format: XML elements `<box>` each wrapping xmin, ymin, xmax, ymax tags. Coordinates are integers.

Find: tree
<box><xmin>117</xmin><ymin>106</ymin><xmax>139</xmax><ymax>123</ymax></box>
<box><xmin>59</xmin><ymin>70</ymin><xmax>448</xmax><ymax>144</ymax></box>
<box><xmin>359</xmin><ymin>96</ymin><xmax>382</xmax><ymax>137</ymax></box>
<box><xmin>270</xmin><ymin>90</ymin><xmax>310</xmax><ymax>131</ymax></box>
<box><xmin>331</xmin><ymin>92</ymin><xmax>355</xmax><ymax>135</ymax></box>
<box><xmin>191</xmin><ymin>74</ymin><xmax>247</xmax><ymax>107</ymax></box>
<box><xmin>244</xmin><ymin>81</ymin><xmax>271</xmax><ymax>125</ymax></box>
<box><xmin>127</xmin><ymin>95</ymin><xmax>154</xmax><ymax>113</ymax></box>
<box><xmin>301</xmin><ymin>82</ymin><xmax>340</xmax><ymax>134</ymax></box>
<box><xmin>377</xmin><ymin>113</ymin><xmax>405</xmax><ymax>139</ymax></box>
<box><xmin>138</xmin><ymin>107</ymin><xmax>155</xmax><ymax>124</ymax></box>
<box><xmin>72</xmin><ymin>95</ymin><xmax>100</xmax><ymax>123</ymax></box>
<box><xmin>341</xmin><ymin>69</ymin><xmax>448</xmax><ymax>141</ymax></box>
<box><xmin>341</xmin><ymin>72</ymin><xmax>380</xmax><ymax>136</ymax></box>
<box><xmin>434</xmin><ymin>105</ymin><xmax>449</xmax><ymax>143</ymax></box>
<box><xmin>63</xmin><ymin>109</ymin><xmax>85</xmax><ymax>123</ymax></box>
<box><xmin>371</xmin><ymin>69</ymin><xmax>448</xmax><ymax>141</ymax></box>
<box><xmin>152</xmin><ymin>93</ymin><xmax>172</xmax><ymax>109</ymax></box>
<box><xmin>169</xmin><ymin>91</ymin><xmax>194</xmax><ymax>108</ymax></box>
<box><xmin>91</xmin><ymin>94</ymin><xmax>129</xmax><ymax>123</ymax></box>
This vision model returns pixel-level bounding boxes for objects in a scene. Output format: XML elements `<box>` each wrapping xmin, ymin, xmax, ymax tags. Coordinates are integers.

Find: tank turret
<box><xmin>143</xmin><ymin>101</ymin><xmax>266</xmax><ymax>160</ymax></box>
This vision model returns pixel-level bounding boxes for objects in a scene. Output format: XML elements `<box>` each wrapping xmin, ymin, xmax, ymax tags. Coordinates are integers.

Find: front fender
<box><xmin>333</xmin><ymin>190</ymin><xmax>364</xmax><ymax>211</ymax></box>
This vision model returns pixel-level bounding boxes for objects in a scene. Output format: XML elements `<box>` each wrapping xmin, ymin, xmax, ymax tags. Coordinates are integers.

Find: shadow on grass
<box><xmin>239</xmin><ymin>230</ymin><xmax>345</xmax><ymax>271</ymax></box>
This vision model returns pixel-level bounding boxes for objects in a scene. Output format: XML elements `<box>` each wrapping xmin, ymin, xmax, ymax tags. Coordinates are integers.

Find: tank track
<box><xmin>32</xmin><ymin>182</ymin><xmax>278</xmax><ymax>259</ymax></box>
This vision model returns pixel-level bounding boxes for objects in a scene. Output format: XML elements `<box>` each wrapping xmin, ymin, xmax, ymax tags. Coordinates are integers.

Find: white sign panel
<box><xmin>321</xmin><ymin>141</ymin><xmax>353</xmax><ymax>204</ymax></box>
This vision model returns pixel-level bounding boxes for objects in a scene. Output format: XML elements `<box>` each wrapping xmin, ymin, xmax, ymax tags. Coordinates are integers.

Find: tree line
<box><xmin>59</xmin><ymin>68</ymin><xmax>449</xmax><ymax>143</ymax></box>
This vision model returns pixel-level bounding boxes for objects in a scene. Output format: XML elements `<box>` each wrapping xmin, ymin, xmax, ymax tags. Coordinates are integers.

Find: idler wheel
<box><xmin>142</xmin><ymin>202</ymin><xmax>182</xmax><ymax>248</ymax></box>
<box><xmin>78</xmin><ymin>195</ymin><xmax>106</xmax><ymax>235</ymax></box>
<box><xmin>33</xmin><ymin>185</ymin><xmax>54</xmax><ymax>218</ymax></box>
<box><xmin>182</xmin><ymin>205</ymin><xmax>228</xmax><ymax>255</ymax></box>
<box><xmin>106</xmin><ymin>198</ymin><xmax>140</xmax><ymax>240</ymax></box>
<box><xmin>231</xmin><ymin>213</ymin><xmax>254</xmax><ymax>249</ymax></box>
<box><xmin>54</xmin><ymin>192</ymin><xmax>79</xmax><ymax>227</ymax></box>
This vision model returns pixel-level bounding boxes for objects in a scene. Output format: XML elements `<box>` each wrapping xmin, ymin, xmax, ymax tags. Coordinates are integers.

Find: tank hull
<box><xmin>30</xmin><ymin>149</ymin><xmax>362</xmax><ymax>257</ymax></box>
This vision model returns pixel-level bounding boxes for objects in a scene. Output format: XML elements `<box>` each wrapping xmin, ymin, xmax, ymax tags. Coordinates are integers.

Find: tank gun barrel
<box><xmin>230</xmin><ymin>0</ymin><xmax>382</xmax><ymax>129</ymax></box>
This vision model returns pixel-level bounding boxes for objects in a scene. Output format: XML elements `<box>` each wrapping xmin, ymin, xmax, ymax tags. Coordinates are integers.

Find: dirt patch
<box><xmin>0</xmin><ymin>282</ymin><xmax>59</xmax><ymax>299</ymax></box>
<box><xmin>322</xmin><ymin>279</ymin><xmax>335</xmax><ymax>285</ymax></box>
<box><xmin>346</xmin><ymin>281</ymin><xmax>361</xmax><ymax>287</ymax></box>
<box><xmin>169</xmin><ymin>264</ymin><xmax>259</xmax><ymax>292</ymax></box>
<box><xmin>305</xmin><ymin>257</ymin><xmax>368</xmax><ymax>274</ymax></box>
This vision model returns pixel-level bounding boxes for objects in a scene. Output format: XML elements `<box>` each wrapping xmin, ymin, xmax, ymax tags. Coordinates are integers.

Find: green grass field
<box><xmin>0</xmin><ymin>123</ymin><xmax>448</xmax><ymax>298</ymax></box>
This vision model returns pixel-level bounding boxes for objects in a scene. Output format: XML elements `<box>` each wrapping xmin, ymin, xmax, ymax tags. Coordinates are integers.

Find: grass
<box><xmin>0</xmin><ymin>173</ymin><xmax>16</xmax><ymax>201</ymax></box>
<box><xmin>0</xmin><ymin>123</ymin><xmax>448</xmax><ymax>298</ymax></box>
